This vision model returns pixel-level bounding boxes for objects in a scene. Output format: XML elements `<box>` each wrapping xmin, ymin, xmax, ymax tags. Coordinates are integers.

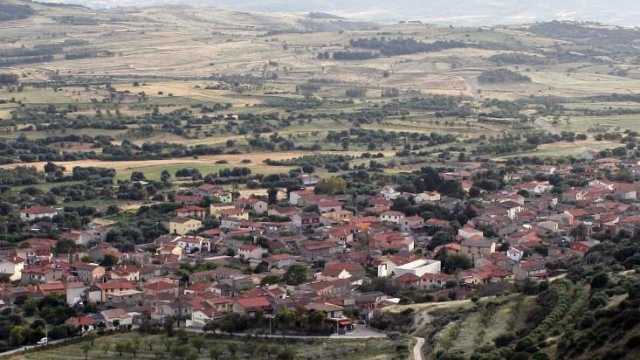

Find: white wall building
<box><xmin>392</xmin><ymin>259</ymin><xmax>441</xmax><ymax>278</ymax></box>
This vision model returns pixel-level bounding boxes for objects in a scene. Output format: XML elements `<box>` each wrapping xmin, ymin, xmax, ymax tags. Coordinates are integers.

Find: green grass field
<box><xmin>114</xmin><ymin>162</ymin><xmax>293</xmax><ymax>181</ymax></box>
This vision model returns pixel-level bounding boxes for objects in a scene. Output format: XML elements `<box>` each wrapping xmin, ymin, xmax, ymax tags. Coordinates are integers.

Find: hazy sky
<box><xmin>42</xmin><ymin>0</ymin><xmax>640</xmax><ymax>26</ymax></box>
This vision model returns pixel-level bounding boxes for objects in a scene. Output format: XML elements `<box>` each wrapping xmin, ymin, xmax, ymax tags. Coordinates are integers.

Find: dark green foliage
<box><xmin>0</xmin><ymin>3</ymin><xmax>34</xmax><ymax>21</ymax></box>
<box><xmin>489</xmin><ymin>53</ymin><xmax>547</xmax><ymax>65</ymax></box>
<box><xmin>370</xmin><ymin>309</ymin><xmax>414</xmax><ymax>332</ymax></box>
<box><xmin>350</xmin><ymin>37</ymin><xmax>470</xmax><ymax>56</ymax></box>
<box><xmin>0</xmin><ymin>73</ymin><xmax>19</xmax><ymax>85</ymax></box>
<box><xmin>283</xmin><ymin>264</ymin><xmax>308</xmax><ymax>285</ymax></box>
<box><xmin>332</xmin><ymin>51</ymin><xmax>379</xmax><ymax>60</ymax></box>
<box><xmin>478</xmin><ymin>69</ymin><xmax>531</xmax><ymax>84</ymax></box>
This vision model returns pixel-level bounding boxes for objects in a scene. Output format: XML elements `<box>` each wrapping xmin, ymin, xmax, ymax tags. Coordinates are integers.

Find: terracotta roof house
<box><xmin>393</xmin><ymin>273</ymin><xmax>420</xmax><ymax>288</ymax></box>
<box><xmin>233</xmin><ymin>296</ymin><xmax>272</xmax><ymax>316</ymax></box>
<box><xmin>369</xmin><ymin>231</ymin><xmax>415</xmax><ymax>252</ymax></box>
<box><xmin>20</xmin><ymin>206</ymin><xmax>58</xmax><ymax>222</ymax></box>
<box><xmin>66</xmin><ymin>315</ymin><xmax>96</xmax><ymax>331</ymax></box>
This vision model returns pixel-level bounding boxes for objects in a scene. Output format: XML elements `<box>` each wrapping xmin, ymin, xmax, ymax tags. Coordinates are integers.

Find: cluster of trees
<box><xmin>0</xmin><ymin>73</ymin><xmax>18</xmax><ymax>86</ymax></box>
<box><xmin>101</xmin><ymin>141</ymin><xmax>224</xmax><ymax>161</ymax></box>
<box><xmin>530</xmin><ymin>21</ymin><xmax>640</xmax><ymax>51</ymax></box>
<box><xmin>64</xmin><ymin>49</ymin><xmax>114</xmax><ymax>60</ymax></box>
<box><xmin>50</xmin><ymin>183</ymin><xmax>111</xmax><ymax>203</ymax></box>
<box><xmin>327</xmin><ymin>51</ymin><xmax>379</xmax><ymax>61</ymax></box>
<box><xmin>265</xmin><ymin>154</ymin><xmax>353</xmax><ymax>168</ymax></box>
<box><xmin>345</xmin><ymin>87</ymin><xmax>367</xmax><ymax>98</ymax></box>
<box><xmin>473</xmin><ymin>133</ymin><xmax>539</xmax><ymax>156</ymax></box>
<box><xmin>217</xmin><ymin>167</ymin><xmax>251</xmax><ymax>178</ymax></box>
<box><xmin>0</xmin><ymin>136</ymin><xmax>70</xmax><ymax>164</ymax></box>
<box><xmin>0</xmin><ymin>3</ymin><xmax>34</xmax><ymax>21</ymax></box>
<box><xmin>488</xmin><ymin>53</ymin><xmax>547</xmax><ymax>66</ymax></box>
<box><xmin>0</xmin><ymin>166</ymin><xmax>43</xmax><ymax>186</ymax></box>
<box><xmin>385</xmin><ymin>96</ymin><xmax>473</xmax><ymax>117</ymax></box>
<box><xmin>478</xmin><ymin>69</ymin><xmax>532</xmax><ymax>84</ymax></box>
<box><xmin>325</xmin><ymin>128</ymin><xmax>456</xmax><ymax>149</ymax></box>
<box><xmin>409</xmin><ymin>166</ymin><xmax>466</xmax><ymax>199</ymax></box>
<box><xmin>206</xmin><ymin>308</ymin><xmax>333</xmax><ymax>336</ymax></box>
<box><xmin>105</xmin><ymin>204</ymin><xmax>175</xmax><ymax>251</ymax></box>
<box><xmin>0</xmin><ymin>44</ymin><xmax>62</xmax><ymax>67</ymax></box>
<box><xmin>350</xmin><ymin>38</ymin><xmax>470</xmax><ymax>56</ymax></box>
<box><xmin>0</xmin><ymin>294</ymin><xmax>82</xmax><ymax>352</ymax></box>
<box><xmin>314</xmin><ymin>176</ymin><xmax>347</xmax><ymax>195</ymax></box>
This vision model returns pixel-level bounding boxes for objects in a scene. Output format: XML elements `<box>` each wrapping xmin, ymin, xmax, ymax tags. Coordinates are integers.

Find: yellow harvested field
<box><xmin>0</xmin><ymin>151</ymin><xmax>388</xmax><ymax>173</ymax></box>
<box><xmin>0</xmin><ymin>152</ymin><xmax>306</xmax><ymax>172</ymax></box>
<box><xmin>114</xmin><ymin>81</ymin><xmax>264</xmax><ymax>106</ymax></box>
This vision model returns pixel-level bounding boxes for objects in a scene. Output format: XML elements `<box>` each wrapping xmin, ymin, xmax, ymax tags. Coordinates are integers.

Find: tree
<box><xmin>203</xmin><ymin>321</ymin><xmax>218</xmax><ymax>335</ymax></box>
<box><xmin>81</xmin><ymin>343</ymin><xmax>92</xmax><ymax>360</ymax></box>
<box><xmin>164</xmin><ymin>316</ymin><xmax>175</xmax><ymax>337</ymax></box>
<box><xmin>283</xmin><ymin>264</ymin><xmax>308</xmax><ymax>285</ymax></box>
<box><xmin>131</xmin><ymin>337</ymin><xmax>140</xmax><ymax>358</ymax></box>
<box><xmin>209</xmin><ymin>346</ymin><xmax>223</xmax><ymax>360</ymax></box>
<box><xmin>227</xmin><ymin>343</ymin><xmax>238</xmax><ymax>358</ymax></box>
<box><xmin>115</xmin><ymin>342</ymin><xmax>126</xmax><ymax>356</ymax></box>
<box><xmin>264</xmin><ymin>345</ymin><xmax>277</xmax><ymax>360</ymax></box>
<box><xmin>100</xmin><ymin>254</ymin><xmax>118</xmax><ymax>268</ymax></box>
<box><xmin>9</xmin><ymin>325</ymin><xmax>25</xmax><ymax>346</ymax></box>
<box><xmin>54</xmin><ymin>239</ymin><xmax>76</xmax><ymax>255</ymax></box>
<box><xmin>302</xmin><ymin>164</ymin><xmax>315</xmax><ymax>173</ymax></box>
<box><xmin>275</xmin><ymin>308</ymin><xmax>296</xmax><ymax>330</ymax></box>
<box><xmin>277</xmin><ymin>348</ymin><xmax>295</xmax><ymax>360</ymax></box>
<box><xmin>131</xmin><ymin>171</ymin><xmax>146</xmax><ymax>182</ymax></box>
<box><xmin>428</xmin><ymin>231</ymin><xmax>452</xmax><ymax>250</ymax></box>
<box><xmin>161</xmin><ymin>170</ymin><xmax>171</xmax><ymax>184</ymax></box>
<box><xmin>314</xmin><ymin>176</ymin><xmax>347</xmax><ymax>195</ymax></box>
<box><xmin>267</xmin><ymin>187</ymin><xmax>278</xmax><ymax>205</ymax></box>
<box><xmin>191</xmin><ymin>336</ymin><xmax>205</xmax><ymax>353</ymax></box>
<box><xmin>44</xmin><ymin>161</ymin><xmax>63</xmax><ymax>175</ymax></box>
<box><xmin>591</xmin><ymin>272</ymin><xmax>609</xmax><ymax>289</ymax></box>
<box><xmin>437</xmin><ymin>252</ymin><xmax>473</xmax><ymax>274</ymax></box>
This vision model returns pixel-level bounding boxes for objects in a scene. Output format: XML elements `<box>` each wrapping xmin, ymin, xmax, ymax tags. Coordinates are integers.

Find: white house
<box><xmin>458</xmin><ymin>225</ymin><xmax>484</xmax><ymax>240</ymax></box>
<box><xmin>379</xmin><ymin>211</ymin><xmax>405</xmax><ymax>224</ymax></box>
<box><xmin>20</xmin><ymin>206</ymin><xmax>58</xmax><ymax>222</ymax></box>
<box><xmin>0</xmin><ymin>256</ymin><xmax>24</xmax><ymax>282</ymax></box>
<box><xmin>415</xmin><ymin>191</ymin><xmax>441</xmax><ymax>203</ymax></box>
<box><xmin>380</xmin><ymin>186</ymin><xmax>400</xmax><ymax>201</ymax></box>
<box><xmin>237</xmin><ymin>245</ymin><xmax>266</xmax><ymax>261</ymax></box>
<box><xmin>507</xmin><ymin>246</ymin><xmax>525</xmax><ymax>262</ymax></box>
<box><xmin>174</xmin><ymin>236</ymin><xmax>211</xmax><ymax>253</ymax></box>
<box><xmin>515</xmin><ymin>181</ymin><xmax>554</xmax><ymax>195</ymax></box>
<box><xmin>65</xmin><ymin>282</ymin><xmax>87</xmax><ymax>306</ymax></box>
<box><xmin>100</xmin><ymin>308</ymin><xmax>133</xmax><ymax>329</ymax></box>
<box><xmin>392</xmin><ymin>259</ymin><xmax>441</xmax><ymax>278</ymax></box>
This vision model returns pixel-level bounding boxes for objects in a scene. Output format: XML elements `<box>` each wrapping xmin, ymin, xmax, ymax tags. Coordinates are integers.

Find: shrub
<box><xmin>494</xmin><ymin>334</ymin><xmax>515</xmax><ymax>348</ymax></box>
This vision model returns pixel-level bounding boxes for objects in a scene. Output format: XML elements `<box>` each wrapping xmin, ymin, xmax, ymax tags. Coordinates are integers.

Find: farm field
<box><xmin>7</xmin><ymin>332</ymin><xmax>404</xmax><ymax>360</ymax></box>
<box><xmin>498</xmin><ymin>140</ymin><xmax>622</xmax><ymax>159</ymax></box>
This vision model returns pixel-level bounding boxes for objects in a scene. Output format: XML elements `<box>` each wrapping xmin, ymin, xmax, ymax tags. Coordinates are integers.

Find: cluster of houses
<box><xmin>1</xmin><ymin>157</ymin><xmax>639</xmax><ymax>334</ymax></box>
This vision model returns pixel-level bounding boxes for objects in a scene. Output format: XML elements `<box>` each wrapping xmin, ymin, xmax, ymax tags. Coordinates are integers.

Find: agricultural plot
<box><xmin>8</xmin><ymin>333</ymin><xmax>404</xmax><ymax>360</ymax></box>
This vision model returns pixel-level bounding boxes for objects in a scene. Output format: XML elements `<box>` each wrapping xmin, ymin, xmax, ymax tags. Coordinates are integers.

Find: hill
<box><xmin>34</xmin><ymin>0</ymin><xmax>640</xmax><ymax>26</ymax></box>
<box><xmin>380</xmin><ymin>272</ymin><xmax>640</xmax><ymax>360</ymax></box>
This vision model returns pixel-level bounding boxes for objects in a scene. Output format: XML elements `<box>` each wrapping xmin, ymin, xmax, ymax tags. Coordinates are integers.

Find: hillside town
<box><xmin>1</xmin><ymin>152</ymin><xmax>638</xmax><ymax>345</ymax></box>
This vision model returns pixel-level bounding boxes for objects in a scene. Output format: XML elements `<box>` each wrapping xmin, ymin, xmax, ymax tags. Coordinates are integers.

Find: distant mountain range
<box><xmin>37</xmin><ymin>0</ymin><xmax>640</xmax><ymax>26</ymax></box>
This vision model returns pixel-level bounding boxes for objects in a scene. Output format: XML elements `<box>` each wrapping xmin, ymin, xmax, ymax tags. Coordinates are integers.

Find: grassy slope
<box><xmin>404</xmin><ymin>278</ymin><xmax>640</xmax><ymax>360</ymax></box>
